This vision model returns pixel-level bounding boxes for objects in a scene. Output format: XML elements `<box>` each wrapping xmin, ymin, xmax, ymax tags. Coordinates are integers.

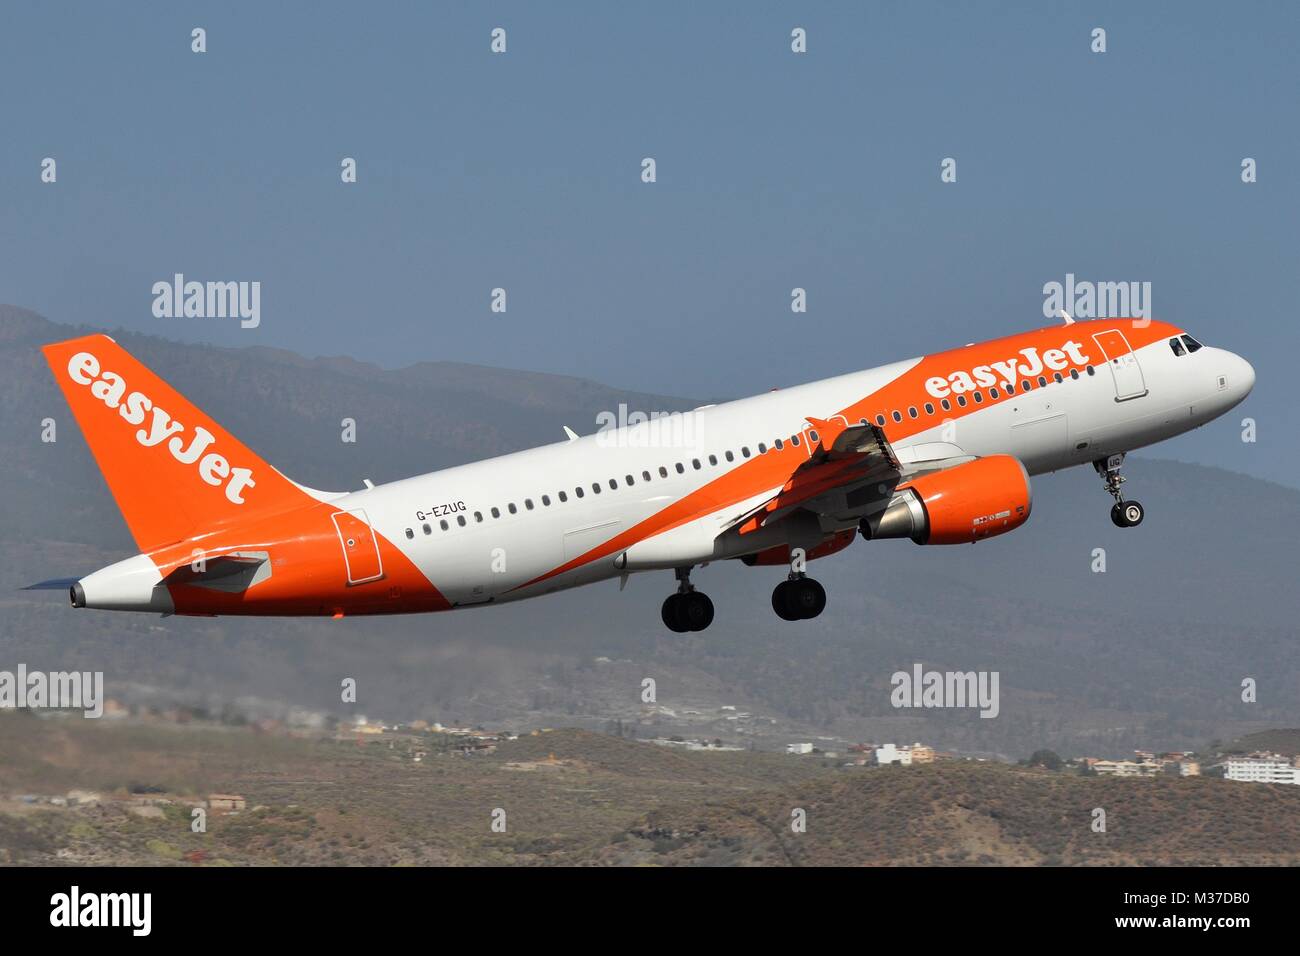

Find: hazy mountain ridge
<box><xmin>2</xmin><ymin>306</ymin><xmax>1297</xmax><ymax>760</ymax></box>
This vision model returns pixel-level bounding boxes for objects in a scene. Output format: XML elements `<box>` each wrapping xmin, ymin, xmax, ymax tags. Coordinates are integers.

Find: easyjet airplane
<box><xmin>32</xmin><ymin>318</ymin><xmax>1252</xmax><ymax>632</ymax></box>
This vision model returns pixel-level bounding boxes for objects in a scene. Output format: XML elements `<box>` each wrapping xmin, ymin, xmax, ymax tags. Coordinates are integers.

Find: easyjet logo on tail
<box><xmin>66</xmin><ymin>352</ymin><xmax>256</xmax><ymax>505</ymax></box>
<box><xmin>925</xmin><ymin>340</ymin><xmax>1091</xmax><ymax>399</ymax></box>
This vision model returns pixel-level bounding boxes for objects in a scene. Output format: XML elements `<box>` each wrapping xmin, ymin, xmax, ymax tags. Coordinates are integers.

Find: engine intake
<box><xmin>859</xmin><ymin>455</ymin><xmax>1032</xmax><ymax>545</ymax></box>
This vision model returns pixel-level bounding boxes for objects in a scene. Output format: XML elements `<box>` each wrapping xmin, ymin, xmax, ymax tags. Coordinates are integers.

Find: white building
<box><xmin>1223</xmin><ymin>756</ymin><xmax>1300</xmax><ymax>785</ymax></box>
<box><xmin>875</xmin><ymin>743</ymin><xmax>913</xmax><ymax>766</ymax></box>
<box><xmin>786</xmin><ymin>742</ymin><xmax>813</xmax><ymax>755</ymax></box>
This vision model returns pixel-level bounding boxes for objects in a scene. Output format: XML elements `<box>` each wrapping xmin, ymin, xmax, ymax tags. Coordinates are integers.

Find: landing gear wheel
<box><xmin>790</xmin><ymin>578</ymin><xmax>826</xmax><ymax>619</ymax></box>
<box><xmin>680</xmin><ymin>591</ymin><xmax>714</xmax><ymax>631</ymax></box>
<box><xmin>772</xmin><ymin>581</ymin><xmax>799</xmax><ymax>621</ymax></box>
<box><xmin>1112</xmin><ymin>500</ymin><xmax>1145</xmax><ymax>528</ymax></box>
<box><xmin>661</xmin><ymin>590</ymin><xmax>714</xmax><ymax>632</ymax></box>
<box><xmin>772</xmin><ymin>578</ymin><xmax>826</xmax><ymax>620</ymax></box>
<box><xmin>661</xmin><ymin>594</ymin><xmax>688</xmax><ymax>633</ymax></box>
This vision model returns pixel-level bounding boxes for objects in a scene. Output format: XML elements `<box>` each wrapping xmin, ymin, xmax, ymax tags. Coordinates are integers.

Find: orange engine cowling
<box><xmin>859</xmin><ymin>455</ymin><xmax>1031</xmax><ymax>545</ymax></box>
<box><xmin>741</xmin><ymin>528</ymin><xmax>856</xmax><ymax>566</ymax></box>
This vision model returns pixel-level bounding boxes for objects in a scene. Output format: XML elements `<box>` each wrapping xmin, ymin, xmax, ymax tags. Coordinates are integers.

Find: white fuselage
<box><xmin>324</xmin><ymin>330</ymin><xmax>1253</xmax><ymax>608</ymax></box>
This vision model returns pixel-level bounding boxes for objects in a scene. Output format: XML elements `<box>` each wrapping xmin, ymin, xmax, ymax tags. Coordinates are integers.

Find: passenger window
<box><xmin>558</xmin><ymin>491</ymin><xmax>567</xmax><ymax>502</ymax></box>
<box><xmin>508</xmin><ymin>503</ymin><xmax>518</xmax><ymax>514</ymax></box>
<box><xmin>524</xmin><ymin>499</ymin><xmax>534</xmax><ymax>510</ymax></box>
<box><xmin>1053</xmin><ymin>372</ymin><xmax>1063</xmax><ymax>383</ymax></box>
<box><xmin>957</xmin><ymin>395</ymin><xmax>967</xmax><ymax>407</ymax></box>
<box><xmin>774</xmin><ymin>439</ymin><xmax>784</xmax><ymax>450</ymax></box>
<box><xmin>575</xmin><ymin>487</ymin><xmax>584</xmax><ymax>498</ymax></box>
<box><xmin>989</xmin><ymin>389</ymin><xmax>999</xmax><ymax>399</ymax></box>
<box><xmin>1086</xmin><ymin>365</ymin><xmax>1095</xmax><ymax>376</ymax></box>
<box><xmin>1069</xmin><ymin>369</ymin><xmax>1079</xmax><ymax>380</ymax></box>
<box><xmin>439</xmin><ymin>520</ymin><xmax>449</xmax><ymax>531</ymax></box>
<box><xmin>592</xmin><ymin>483</ymin><xmax>601</xmax><ymax>494</ymax></box>
<box><xmin>491</xmin><ymin>507</ymin><xmax>500</xmax><ymax>518</ymax></box>
<box><xmin>541</xmin><ymin>495</ymin><xmax>550</xmax><ymax>506</ymax></box>
<box><xmin>1021</xmin><ymin>379</ymin><xmax>1031</xmax><ymax>391</ymax></box>
<box><xmin>973</xmin><ymin>392</ymin><xmax>983</xmax><ymax>404</ymax></box>
<box><xmin>609</xmin><ymin>479</ymin><xmax>618</xmax><ymax>489</ymax></box>
<box><xmin>1181</xmin><ymin>334</ymin><xmax>1203</xmax><ymax>353</ymax></box>
<box><xmin>791</xmin><ymin>435</ymin><xmax>801</xmax><ymax>447</ymax></box>
<box><xmin>457</xmin><ymin>515</ymin><xmax>466</xmax><ymax>526</ymax></box>
<box><xmin>708</xmin><ymin>454</ymin><xmax>718</xmax><ymax>465</ymax></box>
<box><xmin>1004</xmin><ymin>382</ymin><xmax>1014</xmax><ymax>394</ymax></box>
<box><xmin>908</xmin><ymin>406</ymin><xmax>918</xmax><ymax>418</ymax></box>
<box><xmin>676</xmin><ymin>463</ymin><xmax>685</xmax><ymax>473</ymax></box>
<box><xmin>1038</xmin><ymin>375</ymin><xmax>1048</xmax><ymax>387</ymax></box>
<box><xmin>940</xmin><ymin>400</ymin><xmax>951</xmax><ymax>411</ymax></box>
<box><xmin>724</xmin><ymin>451</ymin><xmax>734</xmax><ymax>462</ymax></box>
<box><xmin>659</xmin><ymin>466</ymin><xmax>668</xmax><ymax>477</ymax></box>
<box><xmin>758</xmin><ymin>443</ymin><xmax>767</xmax><ymax>453</ymax></box>
<box><xmin>924</xmin><ymin>403</ymin><xmax>934</xmax><ymax>415</ymax></box>
<box><xmin>423</xmin><ymin>523</ymin><xmax>432</xmax><ymax>535</ymax></box>
<box><xmin>692</xmin><ymin>459</ymin><xmax>701</xmax><ymax>469</ymax></box>
<box><xmin>1169</xmin><ymin>337</ymin><xmax>1186</xmax><ymax>356</ymax></box>
<box><xmin>741</xmin><ymin>447</ymin><xmax>751</xmax><ymax>457</ymax></box>
<box><xmin>474</xmin><ymin>511</ymin><xmax>483</xmax><ymax>522</ymax></box>
<box><xmin>892</xmin><ymin>410</ymin><xmax>902</xmax><ymax>422</ymax></box>
<box><xmin>642</xmin><ymin>470</ymin><xmax>651</xmax><ymax>481</ymax></box>
<box><xmin>405</xmin><ymin>528</ymin><xmax>414</xmax><ymax>539</ymax></box>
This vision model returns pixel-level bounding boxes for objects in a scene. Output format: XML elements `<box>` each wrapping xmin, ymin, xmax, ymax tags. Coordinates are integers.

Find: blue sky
<box><xmin>2</xmin><ymin>1</ymin><xmax>1296</xmax><ymax>484</ymax></box>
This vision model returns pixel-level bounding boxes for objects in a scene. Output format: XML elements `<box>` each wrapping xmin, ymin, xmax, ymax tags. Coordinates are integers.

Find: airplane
<box><xmin>30</xmin><ymin>317</ymin><xmax>1253</xmax><ymax>632</ymax></box>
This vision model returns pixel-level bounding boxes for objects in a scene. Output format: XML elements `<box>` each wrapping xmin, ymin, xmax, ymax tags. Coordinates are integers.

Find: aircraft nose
<box><xmin>1230</xmin><ymin>352</ymin><xmax>1256</xmax><ymax>399</ymax></box>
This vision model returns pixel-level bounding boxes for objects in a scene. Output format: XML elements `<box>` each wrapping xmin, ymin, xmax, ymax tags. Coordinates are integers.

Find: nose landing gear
<box><xmin>1096</xmin><ymin>453</ymin><xmax>1145</xmax><ymax>528</ymax></box>
<box><xmin>661</xmin><ymin>566</ymin><xmax>714</xmax><ymax>632</ymax></box>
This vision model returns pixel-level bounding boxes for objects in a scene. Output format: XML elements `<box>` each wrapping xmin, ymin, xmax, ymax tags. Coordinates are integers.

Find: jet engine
<box><xmin>859</xmin><ymin>455</ymin><xmax>1031</xmax><ymax>545</ymax></box>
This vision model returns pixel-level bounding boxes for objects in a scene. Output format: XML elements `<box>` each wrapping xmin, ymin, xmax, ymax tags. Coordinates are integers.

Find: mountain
<box><xmin>3</xmin><ymin>721</ymin><xmax>1296</xmax><ymax>867</ymax></box>
<box><xmin>3</xmin><ymin>305</ymin><xmax>1299</xmax><ymax>760</ymax></box>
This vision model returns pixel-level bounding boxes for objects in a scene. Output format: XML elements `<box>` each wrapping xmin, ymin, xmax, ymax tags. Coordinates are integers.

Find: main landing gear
<box><xmin>771</xmin><ymin>550</ymin><xmax>826</xmax><ymax>621</ymax></box>
<box><xmin>1095</xmin><ymin>453</ymin><xmax>1145</xmax><ymax>528</ymax></box>
<box><xmin>661</xmin><ymin>566</ymin><xmax>714</xmax><ymax>633</ymax></box>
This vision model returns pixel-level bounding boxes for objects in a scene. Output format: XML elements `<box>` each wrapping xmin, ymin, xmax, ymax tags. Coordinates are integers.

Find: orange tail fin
<box><xmin>42</xmin><ymin>333</ymin><xmax>315</xmax><ymax>552</ymax></box>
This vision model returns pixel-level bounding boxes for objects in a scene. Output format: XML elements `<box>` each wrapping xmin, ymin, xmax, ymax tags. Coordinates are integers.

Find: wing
<box><xmin>725</xmin><ymin>417</ymin><xmax>971</xmax><ymax>534</ymax></box>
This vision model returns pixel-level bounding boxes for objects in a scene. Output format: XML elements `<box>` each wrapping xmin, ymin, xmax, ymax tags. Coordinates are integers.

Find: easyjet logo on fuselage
<box><xmin>924</xmin><ymin>339</ymin><xmax>1091</xmax><ymax>399</ymax></box>
<box><xmin>65</xmin><ymin>352</ymin><xmax>256</xmax><ymax>505</ymax></box>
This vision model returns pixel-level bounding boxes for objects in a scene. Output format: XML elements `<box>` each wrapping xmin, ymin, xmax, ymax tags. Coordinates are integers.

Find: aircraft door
<box><xmin>1092</xmin><ymin>329</ymin><xmax>1149</xmax><ymax>401</ymax></box>
<box><xmin>331</xmin><ymin>509</ymin><xmax>385</xmax><ymax>585</ymax></box>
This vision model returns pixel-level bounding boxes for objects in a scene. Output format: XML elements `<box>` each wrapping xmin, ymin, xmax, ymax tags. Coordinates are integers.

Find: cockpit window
<box><xmin>1181</xmin><ymin>334</ymin><xmax>1203</xmax><ymax>353</ymax></box>
<box><xmin>1169</xmin><ymin>337</ymin><xmax>1186</xmax><ymax>357</ymax></box>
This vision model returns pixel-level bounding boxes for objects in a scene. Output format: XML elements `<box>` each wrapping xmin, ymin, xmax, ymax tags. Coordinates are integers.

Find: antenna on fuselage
<box><xmin>1059</xmin><ymin>310</ymin><xmax>1075</xmax><ymax>325</ymax></box>
<box><xmin>563</xmin><ymin>425</ymin><xmax>579</xmax><ymax>442</ymax></box>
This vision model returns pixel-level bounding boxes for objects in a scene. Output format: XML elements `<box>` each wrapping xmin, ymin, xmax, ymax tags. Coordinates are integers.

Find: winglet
<box><xmin>563</xmin><ymin>426</ymin><xmax>579</xmax><ymax>442</ymax></box>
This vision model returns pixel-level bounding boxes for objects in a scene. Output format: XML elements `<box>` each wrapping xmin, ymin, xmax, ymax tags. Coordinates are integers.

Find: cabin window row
<box><xmin>401</xmin><ymin>430</ymin><xmax>828</xmax><ymax>539</ymax></box>
<box><xmin>867</xmin><ymin>365</ymin><xmax>1097</xmax><ymax>427</ymax></box>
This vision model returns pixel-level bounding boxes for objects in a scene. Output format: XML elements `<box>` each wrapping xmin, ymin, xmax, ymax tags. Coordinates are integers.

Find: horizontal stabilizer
<box><xmin>161</xmin><ymin>553</ymin><xmax>267</xmax><ymax>587</ymax></box>
<box><xmin>22</xmin><ymin>577</ymin><xmax>81</xmax><ymax>591</ymax></box>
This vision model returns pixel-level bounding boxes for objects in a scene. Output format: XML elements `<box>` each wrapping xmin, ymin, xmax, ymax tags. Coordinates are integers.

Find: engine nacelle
<box><xmin>859</xmin><ymin>455</ymin><xmax>1031</xmax><ymax>545</ymax></box>
<box><xmin>740</xmin><ymin>528</ymin><xmax>856</xmax><ymax>566</ymax></box>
